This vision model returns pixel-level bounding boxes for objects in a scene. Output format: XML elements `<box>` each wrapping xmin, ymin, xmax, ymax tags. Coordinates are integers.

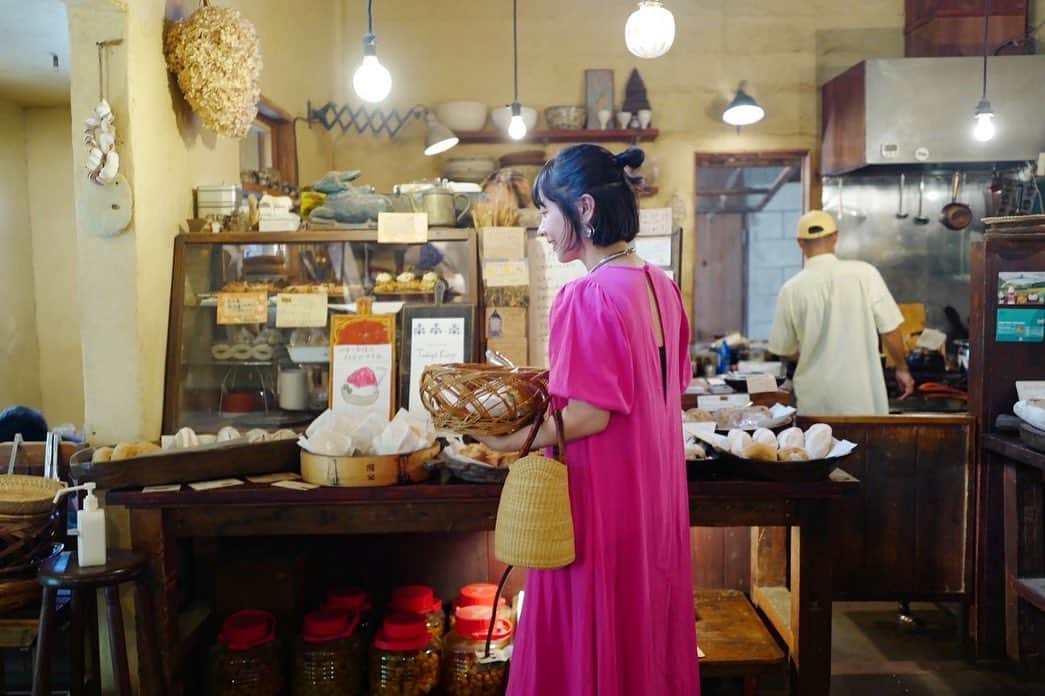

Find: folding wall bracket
<box><xmin>306</xmin><ymin>100</ymin><xmax>426</xmax><ymax>138</ymax></box>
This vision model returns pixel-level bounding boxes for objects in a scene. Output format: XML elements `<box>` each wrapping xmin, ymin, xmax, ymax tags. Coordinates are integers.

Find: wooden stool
<box><xmin>696</xmin><ymin>589</ymin><xmax>785</xmax><ymax>696</ymax></box>
<box><xmin>32</xmin><ymin>550</ymin><xmax>165</xmax><ymax>696</ymax></box>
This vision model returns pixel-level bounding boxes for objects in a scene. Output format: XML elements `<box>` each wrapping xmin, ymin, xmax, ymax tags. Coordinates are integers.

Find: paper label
<box><xmin>996</xmin><ymin>308</ymin><xmax>1045</xmax><ymax>343</ymax></box>
<box><xmin>188</xmin><ymin>478</ymin><xmax>244</xmax><ymax>491</ymax></box>
<box><xmin>745</xmin><ymin>374</ymin><xmax>779</xmax><ymax>394</ymax></box>
<box><xmin>272</xmin><ymin>480</ymin><xmax>319</xmax><ymax>491</ymax></box>
<box><xmin>634</xmin><ymin>236</ymin><xmax>673</xmax><ymax>267</ymax></box>
<box><xmin>638</xmin><ymin>208</ymin><xmax>673</xmax><ymax>237</ymax></box>
<box><xmin>481</xmin><ymin>227</ymin><xmax>526</xmax><ymax>260</ymax></box>
<box><xmin>697</xmin><ymin>394</ymin><xmax>751</xmax><ymax>411</ymax></box>
<box><xmin>377</xmin><ymin>212</ymin><xmax>428</xmax><ymax>243</ymax></box>
<box><xmin>142</xmin><ymin>484</ymin><xmax>181</xmax><ymax>493</ymax></box>
<box><xmin>217</xmin><ymin>292</ymin><xmax>268</xmax><ymax>324</ymax></box>
<box><xmin>1017</xmin><ymin>381</ymin><xmax>1045</xmax><ymax>401</ymax></box>
<box><xmin>484</xmin><ymin>260</ymin><xmax>530</xmax><ymax>287</ymax></box>
<box><xmin>916</xmin><ymin>328</ymin><xmax>947</xmax><ymax>351</ymax></box>
<box><xmin>246</xmin><ymin>472</ymin><xmax>302</xmax><ymax>484</ymax></box>
<box><xmin>276</xmin><ymin>293</ymin><xmax>328</xmax><ymax>327</ymax></box>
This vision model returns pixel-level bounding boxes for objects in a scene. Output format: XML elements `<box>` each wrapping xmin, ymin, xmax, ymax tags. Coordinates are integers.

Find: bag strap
<box><xmin>517</xmin><ymin>405</ymin><xmax>567</xmax><ymax>464</ymax></box>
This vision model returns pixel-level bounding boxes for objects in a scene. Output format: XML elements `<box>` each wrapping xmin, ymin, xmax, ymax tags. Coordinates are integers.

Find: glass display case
<box><xmin>163</xmin><ymin>229</ymin><xmax>479</xmax><ymax>433</ymax></box>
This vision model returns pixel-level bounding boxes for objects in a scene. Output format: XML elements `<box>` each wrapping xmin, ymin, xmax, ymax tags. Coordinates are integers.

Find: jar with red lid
<box><xmin>369</xmin><ymin>613</ymin><xmax>441</xmax><ymax>695</ymax></box>
<box><xmin>325</xmin><ymin>587</ymin><xmax>376</xmax><ymax>638</ymax></box>
<box><xmin>391</xmin><ymin>585</ymin><xmax>445</xmax><ymax>641</ymax></box>
<box><xmin>453</xmin><ymin>583</ymin><xmax>514</xmax><ymax>628</ymax></box>
<box><xmin>443</xmin><ymin>604</ymin><xmax>513</xmax><ymax>696</ymax></box>
<box><xmin>208</xmin><ymin>610</ymin><xmax>285</xmax><ymax>696</ymax></box>
<box><xmin>292</xmin><ymin>609</ymin><xmax>365</xmax><ymax>696</ymax></box>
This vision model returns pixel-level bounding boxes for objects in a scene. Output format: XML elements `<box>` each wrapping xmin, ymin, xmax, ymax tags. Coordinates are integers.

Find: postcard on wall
<box><xmin>330</xmin><ymin>313</ymin><xmax>397</xmax><ymax>419</ymax></box>
<box><xmin>400</xmin><ymin>305</ymin><xmax>474</xmax><ymax>413</ymax></box>
<box><xmin>998</xmin><ymin>272</ymin><xmax>1045</xmax><ymax>307</ymax></box>
<box><xmin>995</xmin><ymin>308</ymin><xmax>1045</xmax><ymax>343</ymax></box>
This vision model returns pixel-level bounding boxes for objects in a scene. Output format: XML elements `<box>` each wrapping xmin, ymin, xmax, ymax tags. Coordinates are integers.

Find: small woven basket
<box><xmin>419</xmin><ymin>363</ymin><xmax>549</xmax><ymax>436</ymax></box>
<box><xmin>0</xmin><ymin>475</ymin><xmax>64</xmax><ymax>516</ymax></box>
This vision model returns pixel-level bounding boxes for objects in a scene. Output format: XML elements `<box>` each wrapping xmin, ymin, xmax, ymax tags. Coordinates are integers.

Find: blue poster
<box><xmin>996</xmin><ymin>308</ymin><xmax>1045</xmax><ymax>343</ymax></box>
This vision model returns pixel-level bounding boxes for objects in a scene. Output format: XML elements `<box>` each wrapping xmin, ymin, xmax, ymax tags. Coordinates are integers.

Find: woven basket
<box><xmin>0</xmin><ymin>577</ymin><xmax>42</xmax><ymax>613</ymax></box>
<box><xmin>494</xmin><ymin>410</ymin><xmax>575</xmax><ymax>569</ymax></box>
<box><xmin>0</xmin><ymin>475</ymin><xmax>64</xmax><ymax>516</ymax></box>
<box><xmin>419</xmin><ymin>363</ymin><xmax>549</xmax><ymax>436</ymax></box>
<box><xmin>0</xmin><ymin>512</ymin><xmax>57</xmax><ymax>575</ymax></box>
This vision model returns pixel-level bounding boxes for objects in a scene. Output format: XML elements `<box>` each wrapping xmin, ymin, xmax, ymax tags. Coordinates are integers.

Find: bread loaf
<box><xmin>92</xmin><ymin>446</ymin><xmax>114</xmax><ymax>463</ymax></box>
<box><xmin>778</xmin><ymin>447</ymin><xmax>810</xmax><ymax>461</ymax></box>
<box><xmin>743</xmin><ymin>442</ymin><xmax>778</xmax><ymax>461</ymax></box>
<box><xmin>752</xmin><ymin>428</ymin><xmax>777</xmax><ymax>448</ymax></box>
<box><xmin>805</xmin><ymin>424</ymin><xmax>833</xmax><ymax>459</ymax></box>
<box><xmin>727</xmin><ymin>429</ymin><xmax>753</xmax><ymax>456</ymax></box>
<box><xmin>777</xmin><ymin>426</ymin><xmax>805</xmax><ymax>450</ymax></box>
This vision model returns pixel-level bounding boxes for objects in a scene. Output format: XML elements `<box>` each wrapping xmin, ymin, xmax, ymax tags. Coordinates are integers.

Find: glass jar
<box><xmin>443</xmin><ymin>605</ymin><xmax>513</xmax><ymax>696</ymax></box>
<box><xmin>208</xmin><ymin>610</ymin><xmax>285</xmax><ymax>696</ymax></box>
<box><xmin>391</xmin><ymin>585</ymin><xmax>445</xmax><ymax>642</ymax></box>
<box><xmin>292</xmin><ymin>609</ymin><xmax>365</xmax><ymax>696</ymax></box>
<box><xmin>325</xmin><ymin>587</ymin><xmax>376</xmax><ymax>640</ymax></box>
<box><xmin>370</xmin><ymin>613</ymin><xmax>442</xmax><ymax>695</ymax></box>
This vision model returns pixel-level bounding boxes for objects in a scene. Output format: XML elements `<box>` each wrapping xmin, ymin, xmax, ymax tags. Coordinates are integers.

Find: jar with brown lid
<box><xmin>208</xmin><ymin>610</ymin><xmax>285</xmax><ymax>696</ymax></box>
<box><xmin>292</xmin><ymin>609</ymin><xmax>364</xmax><ymax>696</ymax></box>
<box><xmin>369</xmin><ymin>612</ymin><xmax>441</xmax><ymax>695</ymax></box>
<box><xmin>443</xmin><ymin>604</ymin><xmax>513</xmax><ymax>696</ymax></box>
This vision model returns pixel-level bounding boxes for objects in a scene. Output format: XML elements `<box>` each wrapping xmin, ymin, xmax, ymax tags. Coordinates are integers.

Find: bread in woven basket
<box><xmin>419</xmin><ymin>363</ymin><xmax>549</xmax><ymax>436</ymax></box>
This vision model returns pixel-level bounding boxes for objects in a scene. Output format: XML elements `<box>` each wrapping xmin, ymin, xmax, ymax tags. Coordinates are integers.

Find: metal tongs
<box><xmin>486</xmin><ymin>349</ymin><xmax>515</xmax><ymax>369</ymax></box>
<box><xmin>42</xmin><ymin>431</ymin><xmax>60</xmax><ymax>481</ymax></box>
<box><xmin>6</xmin><ymin>433</ymin><xmax>23</xmax><ymax>475</ymax></box>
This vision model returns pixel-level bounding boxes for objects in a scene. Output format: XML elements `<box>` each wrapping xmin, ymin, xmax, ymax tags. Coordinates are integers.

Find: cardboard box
<box><xmin>481</xmin><ymin>226</ymin><xmax>526</xmax><ymax>260</ymax></box>
<box><xmin>485</xmin><ymin>307</ymin><xmax>527</xmax><ymax>339</ymax></box>
<box><xmin>487</xmin><ymin>336</ymin><xmax>529</xmax><ymax>367</ymax></box>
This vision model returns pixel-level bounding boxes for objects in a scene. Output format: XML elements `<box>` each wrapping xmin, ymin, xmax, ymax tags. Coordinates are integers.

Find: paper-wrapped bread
<box><xmin>743</xmin><ymin>442</ymin><xmax>778</xmax><ymax>461</ymax></box>
<box><xmin>684</xmin><ymin>408</ymin><xmax>714</xmax><ymax>423</ymax></box>
<box><xmin>778</xmin><ymin>447</ymin><xmax>810</xmax><ymax>461</ymax></box>
<box><xmin>805</xmin><ymin>423</ymin><xmax>833</xmax><ymax>459</ymax></box>
<box><xmin>777</xmin><ymin>426</ymin><xmax>805</xmax><ymax>450</ymax></box>
<box><xmin>727</xmin><ymin>429</ymin><xmax>753</xmax><ymax>456</ymax></box>
<box><xmin>752</xmin><ymin>428</ymin><xmax>777</xmax><ymax>448</ymax></box>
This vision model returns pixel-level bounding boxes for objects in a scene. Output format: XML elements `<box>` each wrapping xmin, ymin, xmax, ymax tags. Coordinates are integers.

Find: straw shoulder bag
<box><xmin>494</xmin><ymin>408</ymin><xmax>575</xmax><ymax>569</ymax></box>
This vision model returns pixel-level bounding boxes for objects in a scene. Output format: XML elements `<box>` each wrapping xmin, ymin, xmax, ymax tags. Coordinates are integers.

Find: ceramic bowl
<box><xmin>490</xmin><ymin>106</ymin><xmax>538</xmax><ymax>132</ymax></box>
<box><xmin>434</xmin><ymin>101</ymin><xmax>488</xmax><ymax>132</ymax></box>
<box><xmin>442</xmin><ymin>156</ymin><xmax>498</xmax><ymax>183</ymax></box>
<box><xmin>544</xmin><ymin>106</ymin><xmax>586</xmax><ymax>130</ymax></box>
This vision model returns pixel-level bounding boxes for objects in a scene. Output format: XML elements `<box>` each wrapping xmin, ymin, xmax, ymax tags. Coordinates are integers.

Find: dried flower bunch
<box><xmin>164</xmin><ymin>2</ymin><xmax>262</xmax><ymax>138</ymax></box>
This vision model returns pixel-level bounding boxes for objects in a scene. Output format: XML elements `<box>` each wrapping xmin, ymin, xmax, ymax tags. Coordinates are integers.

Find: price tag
<box><xmin>275</xmin><ymin>293</ymin><xmax>328</xmax><ymax>327</ymax></box>
<box><xmin>378</xmin><ymin>212</ymin><xmax>428</xmax><ymax>243</ymax></box>
<box><xmin>217</xmin><ymin>292</ymin><xmax>268</xmax><ymax>325</ymax></box>
<box><xmin>697</xmin><ymin>394</ymin><xmax>751</xmax><ymax>412</ymax></box>
<box><xmin>745</xmin><ymin>374</ymin><xmax>779</xmax><ymax>394</ymax></box>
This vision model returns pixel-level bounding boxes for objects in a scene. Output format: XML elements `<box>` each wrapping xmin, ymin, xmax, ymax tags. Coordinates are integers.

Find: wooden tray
<box><xmin>709</xmin><ymin>449</ymin><xmax>846</xmax><ymax>482</ymax></box>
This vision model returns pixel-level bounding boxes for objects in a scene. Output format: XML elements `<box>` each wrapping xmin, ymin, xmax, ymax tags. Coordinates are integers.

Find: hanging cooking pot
<box><xmin>941</xmin><ymin>171</ymin><xmax>973</xmax><ymax>231</ymax></box>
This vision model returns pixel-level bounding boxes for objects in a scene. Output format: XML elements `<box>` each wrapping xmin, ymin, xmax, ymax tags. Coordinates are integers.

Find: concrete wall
<box><xmin>0</xmin><ymin>100</ymin><xmax>43</xmax><ymax>410</ymax></box>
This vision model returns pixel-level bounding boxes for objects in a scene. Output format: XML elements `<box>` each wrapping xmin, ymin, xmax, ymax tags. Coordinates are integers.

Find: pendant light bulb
<box><xmin>973</xmin><ymin>107</ymin><xmax>995</xmax><ymax>142</ymax></box>
<box><xmin>625</xmin><ymin>1</ymin><xmax>675</xmax><ymax>59</ymax></box>
<box><xmin>507</xmin><ymin>102</ymin><xmax>527</xmax><ymax>140</ymax></box>
<box><xmin>353</xmin><ymin>33</ymin><xmax>391</xmax><ymax>103</ymax></box>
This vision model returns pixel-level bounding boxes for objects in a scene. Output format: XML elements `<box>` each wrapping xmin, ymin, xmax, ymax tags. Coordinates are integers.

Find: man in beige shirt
<box><xmin>769</xmin><ymin>210</ymin><xmax>915</xmax><ymax>415</ymax></box>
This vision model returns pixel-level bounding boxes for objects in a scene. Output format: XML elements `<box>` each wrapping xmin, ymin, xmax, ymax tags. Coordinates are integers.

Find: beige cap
<box><xmin>797</xmin><ymin>210</ymin><xmax>839</xmax><ymax>239</ymax></box>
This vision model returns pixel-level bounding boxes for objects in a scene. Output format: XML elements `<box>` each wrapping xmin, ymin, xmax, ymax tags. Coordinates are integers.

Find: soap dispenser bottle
<box><xmin>53</xmin><ymin>483</ymin><xmax>107</xmax><ymax>567</ymax></box>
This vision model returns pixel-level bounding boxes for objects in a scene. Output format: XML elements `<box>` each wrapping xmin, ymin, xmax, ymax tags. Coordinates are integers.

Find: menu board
<box><xmin>526</xmin><ymin>237</ymin><xmax>586</xmax><ymax>368</ymax></box>
<box><xmin>330</xmin><ymin>314</ymin><xmax>397</xmax><ymax>419</ymax></box>
<box><xmin>399</xmin><ymin>305</ymin><xmax>474</xmax><ymax>413</ymax></box>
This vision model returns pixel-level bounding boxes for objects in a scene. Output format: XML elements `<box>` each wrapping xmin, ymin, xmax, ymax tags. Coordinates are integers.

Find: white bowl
<box><xmin>442</xmin><ymin>156</ymin><xmax>498</xmax><ymax>183</ymax></box>
<box><xmin>490</xmin><ymin>106</ymin><xmax>538</xmax><ymax>132</ymax></box>
<box><xmin>434</xmin><ymin>101</ymin><xmax>488</xmax><ymax>132</ymax></box>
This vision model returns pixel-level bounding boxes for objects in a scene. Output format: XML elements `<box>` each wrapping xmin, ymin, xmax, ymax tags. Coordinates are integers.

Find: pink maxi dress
<box><xmin>507</xmin><ymin>263</ymin><xmax>700</xmax><ymax>696</ymax></box>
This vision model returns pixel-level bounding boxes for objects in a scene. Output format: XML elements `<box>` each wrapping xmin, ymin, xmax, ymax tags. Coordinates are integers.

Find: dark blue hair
<box><xmin>0</xmin><ymin>406</ymin><xmax>48</xmax><ymax>442</ymax></box>
<box><xmin>533</xmin><ymin>144</ymin><xmax>644</xmax><ymax>250</ymax></box>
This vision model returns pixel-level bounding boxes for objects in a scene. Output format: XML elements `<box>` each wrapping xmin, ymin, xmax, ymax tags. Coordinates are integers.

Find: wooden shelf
<box><xmin>1015</xmin><ymin>577</ymin><xmax>1045</xmax><ymax>613</ymax></box>
<box><xmin>983</xmin><ymin>433</ymin><xmax>1045</xmax><ymax>473</ymax></box>
<box><xmin>453</xmin><ymin>128</ymin><xmax>658</xmax><ymax>144</ymax></box>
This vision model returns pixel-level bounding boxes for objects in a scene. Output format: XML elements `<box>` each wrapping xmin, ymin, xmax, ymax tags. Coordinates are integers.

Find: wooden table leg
<box><xmin>32</xmin><ymin>586</ymin><xmax>56</xmax><ymax>696</ymax></box>
<box><xmin>134</xmin><ymin>577</ymin><xmax>168</xmax><ymax>696</ymax></box>
<box><xmin>104</xmin><ymin>586</ymin><xmax>132</xmax><ymax>696</ymax></box>
<box><xmin>85</xmin><ymin>588</ymin><xmax>102</xmax><ymax>696</ymax></box>
<box><xmin>790</xmin><ymin>499</ymin><xmax>834</xmax><ymax>696</ymax></box>
<box><xmin>70</xmin><ymin>589</ymin><xmax>85</xmax><ymax>696</ymax></box>
<box><xmin>130</xmin><ymin>508</ymin><xmax>179</xmax><ymax>692</ymax></box>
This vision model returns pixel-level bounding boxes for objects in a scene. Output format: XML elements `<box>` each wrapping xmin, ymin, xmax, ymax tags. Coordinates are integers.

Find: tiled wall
<box><xmin>745</xmin><ymin>182</ymin><xmax>804</xmax><ymax>340</ymax></box>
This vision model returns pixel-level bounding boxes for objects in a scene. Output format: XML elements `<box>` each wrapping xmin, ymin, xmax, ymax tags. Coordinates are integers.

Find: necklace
<box><xmin>588</xmin><ymin>246</ymin><xmax>635</xmax><ymax>274</ymax></box>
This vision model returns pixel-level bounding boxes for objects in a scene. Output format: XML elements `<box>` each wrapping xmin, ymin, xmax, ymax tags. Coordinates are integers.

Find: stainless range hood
<box><xmin>821</xmin><ymin>56</ymin><xmax>1045</xmax><ymax>175</ymax></box>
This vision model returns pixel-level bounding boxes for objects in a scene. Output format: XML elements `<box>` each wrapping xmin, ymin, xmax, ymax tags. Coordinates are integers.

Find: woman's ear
<box><xmin>577</xmin><ymin>193</ymin><xmax>596</xmax><ymax>226</ymax></box>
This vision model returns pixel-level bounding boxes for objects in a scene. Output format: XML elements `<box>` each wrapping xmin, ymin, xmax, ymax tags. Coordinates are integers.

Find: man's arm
<box><xmin>881</xmin><ymin>328</ymin><xmax>915</xmax><ymax>399</ymax></box>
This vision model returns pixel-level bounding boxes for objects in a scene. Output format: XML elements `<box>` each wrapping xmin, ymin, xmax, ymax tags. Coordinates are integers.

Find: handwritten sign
<box><xmin>378</xmin><ymin>212</ymin><xmax>428</xmax><ymax>243</ymax></box>
<box><xmin>275</xmin><ymin>293</ymin><xmax>328</xmax><ymax>328</ymax></box>
<box><xmin>217</xmin><ymin>292</ymin><xmax>268</xmax><ymax>325</ymax></box>
<box><xmin>745</xmin><ymin>374</ymin><xmax>779</xmax><ymax>394</ymax></box>
<box><xmin>697</xmin><ymin>394</ymin><xmax>751</xmax><ymax>412</ymax></box>
<box><xmin>407</xmin><ymin>317</ymin><xmax>466</xmax><ymax>413</ymax></box>
<box><xmin>330</xmin><ymin>314</ymin><xmax>397</xmax><ymax>419</ymax></box>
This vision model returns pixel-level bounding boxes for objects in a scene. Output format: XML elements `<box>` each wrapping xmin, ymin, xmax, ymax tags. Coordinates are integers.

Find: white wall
<box><xmin>0</xmin><ymin>99</ymin><xmax>43</xmax><ymax>411</ymax></box>
<box><xmin>746</xmin><ymin>182</ymin><xmax>804</xmax><ymax>340</ymax></box>
<box><xmin>26</xmin><ymin>106</ymin><xmax>84</xmax><ymax>427</ymax></box>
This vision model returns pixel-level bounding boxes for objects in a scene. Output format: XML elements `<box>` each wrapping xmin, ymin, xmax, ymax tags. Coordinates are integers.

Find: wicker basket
<box><xmin>419</xmin><ymin>363</ymin><xmax>549</xmax><ymax>436</ymax></box>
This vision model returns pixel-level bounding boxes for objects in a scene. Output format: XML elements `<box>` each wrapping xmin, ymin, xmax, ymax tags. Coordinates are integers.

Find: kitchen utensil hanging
<box><xmin>825</xmin><ymin>177</ymin><xmax>865</xmax><ymax>222</ymax></box>
<box><xmin>895</xmin><ymin>173</ymin><xmax>908</xmax><ymax>219</ymax></box>
<box><xmin>914</xmin><ymin>174</ymin><xmax>930</xmax><ymax>225</ymax></box>
<box><xmin>941</xmin><ymin>171</ymin><xmax>973</xmax><ymax>230</ymax></box>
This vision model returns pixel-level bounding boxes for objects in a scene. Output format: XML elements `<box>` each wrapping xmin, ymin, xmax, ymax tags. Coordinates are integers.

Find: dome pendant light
<box><xmin>972</xmin><ymin>0</ymin><xmax>995</xmax><ymax>142</ymax></box>
<box><xmin>506</xmin><ymin>0</ymin><xmax>528</xmax><ymax>140</ymax></box>
<box><xmin>625</xmin><ymin>1</ymin><xmax>675</xmax><ymax>59</ymax></box>
<box><xmin>352</xmin><ymin>0</ymin><xmax>392</xmax><ymax>103</ymax></box>
<box><xmin>722</xmin><ymin>82</ymin><xmax>765</xmax><ymax>130</ymax></box>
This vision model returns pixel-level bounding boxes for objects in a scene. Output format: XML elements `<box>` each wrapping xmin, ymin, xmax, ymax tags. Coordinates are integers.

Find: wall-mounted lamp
<box><xmin>722</xmin><ymin>82</ymin><xmax>765</xmax><ymax>131</ymax></box>
<box><xmin>306</xmin><ymin>100</ymin><xmax>458</xmax><ymax>157</ymax></box>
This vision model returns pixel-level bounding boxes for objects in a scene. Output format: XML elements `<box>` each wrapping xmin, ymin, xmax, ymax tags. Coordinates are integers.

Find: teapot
<box><xmin>422</xmin><ymin>186</ymin><xmax>472</xmax><ymax>227</ymax></box>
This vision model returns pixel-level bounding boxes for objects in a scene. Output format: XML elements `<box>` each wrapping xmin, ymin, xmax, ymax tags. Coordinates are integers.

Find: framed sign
<box><xmin>585</xmin><ymin>69</ymin><xmax>614</xmax><ymax>129</ymax></box>
<box><xmin>400</xmin><ymin>305</ymin><xmax>474</xmax><ymax>413</ymax></box>
<box><xmin>330</xmin><ymin>313</ymin><xmax>397</xmax><ymax>420</ymax></box>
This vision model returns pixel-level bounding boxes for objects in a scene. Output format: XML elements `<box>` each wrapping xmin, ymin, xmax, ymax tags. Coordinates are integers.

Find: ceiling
<box><xmin>0</xmin><ymin>0</ymin><xmax>70</xmax><ymax>106</ymax></box>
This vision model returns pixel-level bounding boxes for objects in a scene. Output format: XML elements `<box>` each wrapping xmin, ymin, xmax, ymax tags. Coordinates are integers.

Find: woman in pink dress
<box><xmin>480</xmin><ymin>144</ymin><xmax>700</xmax><ymax>696</ymax></box>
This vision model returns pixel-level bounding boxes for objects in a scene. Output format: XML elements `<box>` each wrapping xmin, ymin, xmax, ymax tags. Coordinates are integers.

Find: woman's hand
<box><xmin>475</xmin><ymin>399</ymin><xmax>611</xmax><ymax>452</ymax></box>
<box><xmin>475</xmin><ymin>430</ymin><xmax>528</xmax><ymax>453</ymax></box>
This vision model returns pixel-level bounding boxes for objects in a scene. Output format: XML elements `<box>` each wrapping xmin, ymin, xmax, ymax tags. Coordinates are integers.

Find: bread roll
<box><xmin>217</xmin><ymin>426</ymin><xmax>241</xmax><ymax>442</ymax></box>
<box><xmin>727</xmin><ymin>429</ymin><xmax>753</xmax><ymax>456</ymax></box>
<box><xmin>777</xmin><ymin>426</ymin><xmax>805</xmax><ymax>450</ymax></box>
<box><xmin>684</xmin><ymin>408</ymin><xmax>714</xmax><ymax>423</ymax></box>
<box><xmin>752</xmin><ymin>428</ymin><xmax>777</xmax><ymax>448</ymax></box>
<box><xmin>743</xmin><ymin>442</ymin><xmax>778</xmax><ymax>461</ymax></box>
<box><xmin>805</xmin><ymin>423</ymin><xmax>833</xmax><ymax>459</ymax></box>
<box><xmin>92</xmin><ymin>446</ymin><xmax>114</xmax><ymax>463</ymax></box>
<box><xmin>778</xmin><ymin>447</ymin><xmax>809</xmax><ymax>461</ymax></box>
<box><xmin>111</xmin><ymin>441</ymin><xmax>161</xmax><ymax>461</ymax></box>
<box><xmin>685</xmin><ymin>443</ymin><xmax>707</xmax><ymax>460</ymax></box>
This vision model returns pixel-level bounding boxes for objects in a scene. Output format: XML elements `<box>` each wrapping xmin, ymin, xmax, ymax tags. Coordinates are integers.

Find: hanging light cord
<box><xmin>980</xmin><ymin>0</ymin><xmax>989</xmax><ymax>100</ymax></box>
<box><xmin>367</xmin><ymin>0</ymin><xmax>374</xmax><ymax>34</ymax></box>
<box><xmin>512</xmin><ymin>0</ymin><xmax>519</xmax><ymax>102</ymax></box>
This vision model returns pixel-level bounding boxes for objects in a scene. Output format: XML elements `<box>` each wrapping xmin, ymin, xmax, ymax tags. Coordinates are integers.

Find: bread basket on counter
<box><xmin>419</xmin><ymin>363</ymin><xmax>549</xmax><ymax>436</ymax></box>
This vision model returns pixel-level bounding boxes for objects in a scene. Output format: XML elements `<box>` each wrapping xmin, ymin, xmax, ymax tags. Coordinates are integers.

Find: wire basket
<box><xmin>419</xmin><ymin>364</ymin><xmax>550</xmax><ymax>436</ymax></box>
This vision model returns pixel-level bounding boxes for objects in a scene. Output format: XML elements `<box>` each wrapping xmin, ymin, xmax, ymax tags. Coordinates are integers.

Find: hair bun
<box><xmin>614</xmin><ymin>147</ymin><xmax>645</xmax><ymax>170</ymax></box>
